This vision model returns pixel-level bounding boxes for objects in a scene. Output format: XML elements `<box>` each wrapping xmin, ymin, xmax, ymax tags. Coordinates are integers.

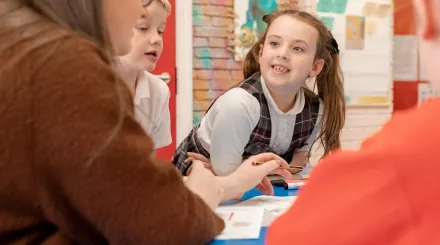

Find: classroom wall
<box><xmin>191</xmin><ymin>0</ymin><xmax>392</xmax><ymax>164</ymax></box>
<box><xmin>192</xmin><ymin>0</ymin><xmax>241</xmax><ymax>125</ymax></box>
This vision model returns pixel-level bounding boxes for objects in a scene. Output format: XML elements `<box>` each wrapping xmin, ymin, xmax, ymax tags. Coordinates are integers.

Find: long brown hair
<box><xmin>243</xmin><ymin>10</ymin><xmax>346</xmax><ymax>157</ymax></box>
<box><xmin>0</xmin><ymin>0</ymin><xmax>124</xmax><ymax>165</ymax></box>
<box><xmin>27</xmin><ymin>0</ymin><xmax>113</xmax><ymax>54</ymax></box>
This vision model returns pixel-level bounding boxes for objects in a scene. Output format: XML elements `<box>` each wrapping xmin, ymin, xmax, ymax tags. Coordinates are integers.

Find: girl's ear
<box><xmin>258</xmin><ymin>44</ymin><xmax>264</xmax><ymax>64</ymax></box>
<box><xmin>309</xmin><ymin>59</ymin><xmax>325</xmax><ymax>78</ymax></box>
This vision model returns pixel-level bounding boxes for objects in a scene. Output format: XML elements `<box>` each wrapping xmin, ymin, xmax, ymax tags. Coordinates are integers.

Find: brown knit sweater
<box><xmin>0</xmin><ymin>5</ymin><xmax>224</xmax><ymax>245</ymax></box>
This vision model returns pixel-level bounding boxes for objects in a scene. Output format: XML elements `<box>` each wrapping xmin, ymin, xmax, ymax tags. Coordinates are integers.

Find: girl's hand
<box><xmin>218</xmin><ymin>153</ymin><xmax>292</xmax><ymax>200</ymax></box>
<box><xmin>237</xmin><ymin>153</ymin><xmax>292</xmax><ymax>195</ymax></box>
<box><xmin>185</xmin><ymin>152</ymin><xmax>213</xmax><ymax>175</ymax></box>
<box><xmin>290</xmin><ymin>151</ymin><xmax>309</xmax><ymax>168</ymax></box>
<box><xmin>184</xmin><ymin>161</ymin><xmax>223</xmax><ymax>210</ymax></box>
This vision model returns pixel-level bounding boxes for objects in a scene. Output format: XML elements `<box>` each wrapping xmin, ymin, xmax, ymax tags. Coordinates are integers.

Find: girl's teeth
<box><xmin>273</xmin><ymin>66</ymin><xmax>287</xmax><ymax>72</ymax></box>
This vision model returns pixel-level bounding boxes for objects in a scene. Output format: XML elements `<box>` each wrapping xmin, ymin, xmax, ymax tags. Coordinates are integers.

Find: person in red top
<box><xmin>266</xmin><ymin>0</ymin><xmax>440</xmax><ymax>244</ymax></box>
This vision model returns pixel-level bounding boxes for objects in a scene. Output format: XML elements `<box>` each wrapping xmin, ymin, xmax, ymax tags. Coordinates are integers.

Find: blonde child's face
<box><xmin>414</xmin><ymin>0</ymin><xmax>440</xmax><ymax>92</ymax></box>
<box><xmin>104</xmin><ymin>0</ymin><xmax>144</xmax><ymax>55</ymax></box>
<box><xmin>126</xmin><ymin>1</ymin><xmax>168</xmax><ymax>71</ymax></box>
<box><xmin>258</xmin><ymin>15</ymin><xmax>324</xmax><ymax>92</ymax></box>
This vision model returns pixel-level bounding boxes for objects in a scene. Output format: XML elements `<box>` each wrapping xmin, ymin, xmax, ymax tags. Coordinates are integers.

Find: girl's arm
<box><xmin>204</xmin><ymin>88</ymin><xmax>260</xmax><ymax>176</ymax></box>
<box><xmin>293</xmin><ymin>100</ymin><xmax>324</xmax><ymax>166</ymax></box>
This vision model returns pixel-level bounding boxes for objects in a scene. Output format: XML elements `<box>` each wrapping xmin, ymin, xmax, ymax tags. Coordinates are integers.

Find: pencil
<box><xmin>279</xmin><ymin>166</ymin><xmax>304</xmax><ymax>170</ymax></box>
<box><xmin>252</xmin><ymin>161</ymin><xmax>304</xmax><ymax>170</ymax></box>
<box><xmin>227</xmin><ymin>212</ymin><xmax>234</xmax><ymax>221</ymax></box>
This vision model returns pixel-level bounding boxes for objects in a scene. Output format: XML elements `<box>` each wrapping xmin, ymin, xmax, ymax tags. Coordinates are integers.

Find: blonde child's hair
<box><xmin>145</xmin><ymin>0</ymin><xmax>172</xmax><ymax>16</ymax></box>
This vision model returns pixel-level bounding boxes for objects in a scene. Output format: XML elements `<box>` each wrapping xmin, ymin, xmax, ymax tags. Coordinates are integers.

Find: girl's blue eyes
<box><xmin>269</xmin><ymin>41</ymin><xmax>304</xmax><ymax>52</ymax></box>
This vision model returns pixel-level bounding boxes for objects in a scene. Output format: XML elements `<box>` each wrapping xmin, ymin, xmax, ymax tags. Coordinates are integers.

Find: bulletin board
<box><xmin>234</xmin><ymin>0</ymin><xmax>394</xmax><ymax>106</ymax></box>
<box><xmin>233</xmin><ymin>0</ymin><xmax>303</xmax><ymax>62</ymax></box>
<box><xmin>317</xmin><ymin>0</ymin><xmax>393</xmax><ymax>106</ymax></box>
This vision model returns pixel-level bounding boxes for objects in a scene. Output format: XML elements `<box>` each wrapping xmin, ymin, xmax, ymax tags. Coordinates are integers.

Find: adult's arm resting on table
<box><xmin>33</xmin><ymin>37</ymin><xmax>224</xmax><ymax>245</ymax></box>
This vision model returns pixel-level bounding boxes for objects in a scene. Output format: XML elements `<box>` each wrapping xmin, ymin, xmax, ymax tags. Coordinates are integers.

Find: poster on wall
<box><xmin>317</xmin><ymin>0</ymin><xmax>393</xmax><ymax>106</ymax></box>
<box><xmin>233</xmin><ymin>0</ymin><xmax>312</xmax><ymax>62</ymax></box>
<box><xmin>233</xmin><ymin>0</ymin><xmax>393</xmax><ymax>106</ymax></box>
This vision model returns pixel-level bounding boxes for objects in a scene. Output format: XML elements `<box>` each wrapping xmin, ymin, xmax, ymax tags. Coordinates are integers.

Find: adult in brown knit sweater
<box><xmin>0</xmin><ymin>0</ymin><xmax>291</xmax><ymax>244</ymax></box>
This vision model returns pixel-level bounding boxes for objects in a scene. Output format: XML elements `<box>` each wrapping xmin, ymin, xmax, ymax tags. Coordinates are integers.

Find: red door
<box><xmin>152</xmin><ymin>0</ymin><xmax>176</xmax><ymax>161</ymax></box>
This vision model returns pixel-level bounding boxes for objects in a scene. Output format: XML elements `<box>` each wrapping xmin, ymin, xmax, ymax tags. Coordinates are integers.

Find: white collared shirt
<box><xmin>196</xmin><ymin>76</ymin><xmax>324</xmax><ymax>175</ymax></box>
<box><xmin>134</xmin><ymin>71</ymin><xmax>171</xmax><ymax>149</ymax></box>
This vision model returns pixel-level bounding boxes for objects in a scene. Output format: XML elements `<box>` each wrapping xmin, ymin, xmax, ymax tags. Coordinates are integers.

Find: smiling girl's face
<box><xmin>258</xmin><ymin>15</ymin><xmax>324</xmax><ymax>92</ymax></box>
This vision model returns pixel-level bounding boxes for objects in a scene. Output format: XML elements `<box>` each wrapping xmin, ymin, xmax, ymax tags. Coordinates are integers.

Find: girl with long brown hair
<box><xmin>173</xmin><ymin>10</ymin><xmax>345</xmax><ymax>178</ymax></box>
<box><xmin>267</xmin><ymin>0</ymin><xmax>440</xmax><ymax>243</ymax></box>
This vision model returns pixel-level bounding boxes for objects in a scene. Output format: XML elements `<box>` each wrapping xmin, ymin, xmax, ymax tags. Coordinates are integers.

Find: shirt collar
<box><xmin>260</xmin><ymin>75</ymin><xmax>305</xmax><ymax>115</ymax></box>
<box><xmin>134</xmin><ymin>71</ymin><xmax>151</xmax><ymax>105</ymax></box>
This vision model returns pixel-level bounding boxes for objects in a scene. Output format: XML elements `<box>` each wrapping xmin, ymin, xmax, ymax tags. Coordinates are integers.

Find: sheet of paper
<box><xmin>419</xmin><ymin>44</ymin><xmax>428</xmax><ymax>81</ymax></box>
<box><xmin>234</xmin><ymin>196</ymin><xmax>297</xmax><ymax>217</ymax></box>
<box><xmin>393</xmin><ymin>35</ymin><xmax>418</xmax><ymax>81</ymax></box>
<box><xmin>299</xmin><ymin>0</ymin><xmax>317</xmax><ymax>13</ymax></box>
<box><xmin>317</xmin><ymin>0</ymin><xmax>348</xmax><ymax>14</ymax></box>
<box><xmin>215</xmin><ymin>206</ymin><xmax>264</xmax><ymax>240</ymax></box>
<box><xmin>362</xmin><ymin>2</ymin><xmax>378</xmax><ymax>16</ymax></box>
<box><xmin>365</xmin><ymin>20</ymin><xmax>378</xmax><ymax>36</ymax></box>
<box><xmin>220</xmin><ymin>196</ymin><xmax>297</xmax><ymax>226</ymax></box>
<box><xmin>345</xmin><ymin>0</ymin><xmax>367</xmax><ymax>15</ymax></box>
<box><xmin>420</xmin><ymin>60</ymin><xmax>428</xmax><ymax>81</ymax></box>
<box><xmin>362</xmin><ymin>2</ymin><xmax>392</xmax><ymax>18</ymax></box>
<box><xmin>346</xmin><ymin>15</ymin><xmax>365</xmax><ymax>50</ymax></box>
<box><xmin>418</xmin><ymin>83</ymin><xmax>438</xmax><ymax>105</ymax></box>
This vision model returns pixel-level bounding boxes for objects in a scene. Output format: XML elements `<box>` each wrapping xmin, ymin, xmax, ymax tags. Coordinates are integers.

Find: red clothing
<box><xmin>267</xmin><ymin>99</ymin><xmax>440</xmax><ymax>245</ymax></box>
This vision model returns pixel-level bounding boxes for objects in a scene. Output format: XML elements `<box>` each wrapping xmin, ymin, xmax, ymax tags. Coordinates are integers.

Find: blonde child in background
<box><xmin>173</xmin><ymin>10</ymin><xmax>345</xmax><ymax>180</ymax></box>
<box><xmin>117</xmin><ymin>0</ymin><xmax>172</xmax><ymax>151</ymax></box>
<box><xmin>267</xmin><ymin>0</ymin><xmax>440</xmax><ymax>243</ymax></box>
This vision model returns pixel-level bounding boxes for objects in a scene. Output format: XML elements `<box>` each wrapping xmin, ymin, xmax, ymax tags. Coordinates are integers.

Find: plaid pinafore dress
<box><xmin>172</xmin><ymin>72</ymin><xmax>320</xmax><ymax>175</ymax></box>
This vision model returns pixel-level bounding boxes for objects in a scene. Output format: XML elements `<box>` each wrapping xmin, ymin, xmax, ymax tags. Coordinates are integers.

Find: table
<box><xmin>210</xmin><ymin>187</ymin><xmax>299</xmax><ymax>245</ymax></box>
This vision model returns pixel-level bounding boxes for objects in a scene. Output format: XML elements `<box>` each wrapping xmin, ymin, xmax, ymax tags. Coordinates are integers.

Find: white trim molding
<box><xmin>175</xmin><ymin>0</ymin><xmax>193</xmax><ymax>145</ymax></box>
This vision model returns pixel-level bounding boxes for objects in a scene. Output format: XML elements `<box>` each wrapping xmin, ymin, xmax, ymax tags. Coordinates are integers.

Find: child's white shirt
<box><xmin>134</xmin><ymin>71</ymin><xmax>172</xmax><ymax>149</ymax></box>
<box><xmin>196</xmin><ymin>76</ymin><xmax>324</xmax><ymax>175</ymax></box>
